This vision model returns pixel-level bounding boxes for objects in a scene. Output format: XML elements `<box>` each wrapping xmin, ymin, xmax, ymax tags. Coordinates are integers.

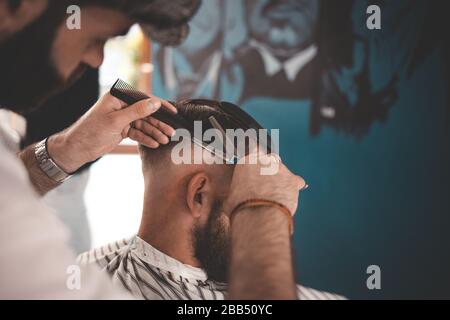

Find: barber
<box><xmin>0</xmin><ymin>0</ymin><xmax>304</xmax><ymax>299</ymax></box>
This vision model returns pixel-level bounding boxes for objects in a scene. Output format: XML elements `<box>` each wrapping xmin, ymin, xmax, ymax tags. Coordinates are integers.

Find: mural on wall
<box><xmin>153</xmin><ymin>0</ymin><xmax>449</xmax><ymax>138</ymax></box>
<box><xmin>154</xmin><ymin>0</ymin><xmax>396</xmax><ymax>136</ymax></box>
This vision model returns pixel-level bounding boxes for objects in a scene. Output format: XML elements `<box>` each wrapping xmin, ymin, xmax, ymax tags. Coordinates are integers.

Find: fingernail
<box><xmin>148</xmin><ymin>101</ymin><xmax>160</xmax><ymax>111</ymax></box>
<box><xmin>303</xmin><ymin>184</ymin><xmax>309</xmax><ymax>190</ymax></box>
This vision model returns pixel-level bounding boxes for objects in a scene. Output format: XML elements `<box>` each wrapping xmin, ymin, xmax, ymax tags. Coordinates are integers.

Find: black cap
<box><xmin>109</xmin><ymin>0</ymin><xmax>201</xmax><ymax>46</ymax></box>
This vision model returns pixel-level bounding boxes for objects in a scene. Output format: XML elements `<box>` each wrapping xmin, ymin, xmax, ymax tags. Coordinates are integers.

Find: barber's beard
<box><xmin>0</xmin><ymin>2</ymin><xmax>86</xmax><ymax>115</ymax></box>
<box><xmin>193</xmin><ymin>201</ymin><xmax>231</xmax><ymax>283</ymax></box>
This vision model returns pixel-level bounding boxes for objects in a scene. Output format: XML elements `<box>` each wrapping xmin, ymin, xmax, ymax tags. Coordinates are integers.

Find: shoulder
<box><xmin>77</xmin><ymin>237</ymin><xmax>133</xmax><ymax>268</ymax></box>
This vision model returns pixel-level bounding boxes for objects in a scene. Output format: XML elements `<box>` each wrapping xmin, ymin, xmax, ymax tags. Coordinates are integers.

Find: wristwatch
<box><xmin>34</xmin><ymin>138</ymin><xmax>72</xmax><ymax>183</ymax></box>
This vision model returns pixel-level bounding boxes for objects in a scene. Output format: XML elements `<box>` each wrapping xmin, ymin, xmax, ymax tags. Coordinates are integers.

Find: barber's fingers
<box><xmin>111</xmin><ymin>98</ymin><xmax>160</xmax><ymax>128</ymax></box>
<box><xmin>269</xmin><ymin>153</ymin><xmax>282</xmax><ymax>164</ymax></box>
<box><xmin>134</xmin><ymin>120</ymin><xmax>170</xmax><ymax>145</ymax></box>
<box><xmin>268</xmin><ymin>155</ymin><xmax>307</xmax><ymax>190</ymax></box>
<box><xmin>145</xmin><ymin>116</ymin><xmax>176</xmax><ymax>137</ymax></box>
<box><xmin>160</xmin><ymin>99</ymin><xmax>178</xmax><ymax>114</ymax></box>
<box><xmin>128</xmin><ymin>128</ymin><xmax>160</xmax><ymax>149</ymax></box>
<box><xmin>282</xmin><ymin>165</ymin><xmax>306</xmax><ymax>191</ymax></box>
<box><xmin>296</xmin><ymin>175</ymin><xmax>307</xmax><ymax>190</ymax></box>
<box><xmin>236</xmin><ymin>151</ymin><xmax>267</xmax><ymax>165</ymax></box>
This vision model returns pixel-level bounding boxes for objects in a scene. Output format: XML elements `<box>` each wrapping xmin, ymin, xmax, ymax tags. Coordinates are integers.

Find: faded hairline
<box><xmin>139</xmin><ymin>99</ymin><xmax>262</xmax><ymax>169</ymax></box>
<box><xmin>140</xmin><ymin>99</ymin><xmax>230</xmax><ymax>168</ymax></box>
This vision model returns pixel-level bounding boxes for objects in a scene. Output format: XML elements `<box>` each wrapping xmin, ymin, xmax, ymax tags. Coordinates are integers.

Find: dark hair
<box><xmin>173</xmin><ymin>99</ymin><xmax>243</xmax><ymax>130</ymax></box>
<box><xmin>7</xmin><ymin>0</ymin><xmax>21</xmax><ymax>10</ymax></box>
<box><xmin>21</xmin><ymin>68</ymin><xmax>100</xmax><ymax>174</ymax></box>
<box><xmin>5</xmin><ymin>0</ymin><xmax>120</xmax><ymax>11</ymax></box>
<box><xmin>140</xmin><ymin>99</ymin><xmax>263</xmax><ymax>166</ymax></box>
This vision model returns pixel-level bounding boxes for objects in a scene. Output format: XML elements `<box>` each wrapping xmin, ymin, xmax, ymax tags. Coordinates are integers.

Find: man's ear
<box><xmin>186</xmin><ymin>172</ymin><xmax>213</xmax><ymax>219</ymax></box>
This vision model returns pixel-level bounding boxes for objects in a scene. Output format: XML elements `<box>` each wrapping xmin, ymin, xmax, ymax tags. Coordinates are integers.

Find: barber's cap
<box><xmin>98</xmin><ymin>0</ymin><xmax>201</xmax><ymax>46</ymax></box>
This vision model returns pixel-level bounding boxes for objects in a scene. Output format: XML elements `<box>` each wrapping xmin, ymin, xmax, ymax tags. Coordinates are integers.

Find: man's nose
<box><xmin>82</xmin><ymin>46</ymin><xmax>104</xmax><ymax>69</ymax></box>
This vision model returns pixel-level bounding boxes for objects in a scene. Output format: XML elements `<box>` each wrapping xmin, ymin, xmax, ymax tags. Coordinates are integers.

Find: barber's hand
<box><xmin>223</xmin><ymin>153</ymin><xmax>306</xmax><ymax>217</ymax></box>
<box><xmin>47</xmin><ymin>93</ymin><xmax>177</xmax><ymax>173</ymax></box>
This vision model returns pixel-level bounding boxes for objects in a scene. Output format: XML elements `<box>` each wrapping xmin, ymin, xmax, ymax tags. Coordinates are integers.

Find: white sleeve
<box><xmin>0</xmin><ymin>141</ymin><xmax>132</xmax><ymax>299</ymax></box>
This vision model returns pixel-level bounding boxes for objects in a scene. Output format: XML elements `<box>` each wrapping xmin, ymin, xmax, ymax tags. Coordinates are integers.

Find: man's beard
<box><xmin>193</xmin><ymin>201</ymin><xmax>231</xmax><ymax>283</ymax></box>
<box><xmin>0</xmin><ymin>1</ymin><xmax>86</xmax><ymax>115</ymax></box>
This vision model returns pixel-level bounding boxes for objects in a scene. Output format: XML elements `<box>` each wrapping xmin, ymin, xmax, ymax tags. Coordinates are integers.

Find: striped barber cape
<box><xmin>77</xmin><ymin>236</ymin><xmax>346</xmax><ymax>300</ymax></box>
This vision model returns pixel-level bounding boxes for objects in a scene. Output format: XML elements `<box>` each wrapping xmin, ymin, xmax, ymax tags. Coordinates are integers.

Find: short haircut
<box><xmin>139</xmin><ymin>99</ymin><xmax>263</xmax><ymax>167</ymax></box>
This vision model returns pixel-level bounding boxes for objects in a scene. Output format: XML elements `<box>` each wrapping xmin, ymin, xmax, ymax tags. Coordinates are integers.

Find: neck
<box><xmin>138</xmin><ymin>194</ymin><xmax>201</xmax><ymax>268</ymax></box>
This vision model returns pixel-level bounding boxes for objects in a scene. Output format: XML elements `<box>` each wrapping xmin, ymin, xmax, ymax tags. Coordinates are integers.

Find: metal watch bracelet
<box><xmin>34</xmin><ymin>138</ymin><xmax>72</xmax><ymax>183</ymax></box>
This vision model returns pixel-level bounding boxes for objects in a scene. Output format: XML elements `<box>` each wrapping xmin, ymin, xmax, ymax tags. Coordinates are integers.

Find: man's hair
<box><xmin>7</xmin><ymin>0</ymin><xmax>21</xmax><ymax>10</ymax></box>
<box><xmin>139</xmin><ymin>99</ymin><xmax>261</xmax><ymax>166</ymax></box>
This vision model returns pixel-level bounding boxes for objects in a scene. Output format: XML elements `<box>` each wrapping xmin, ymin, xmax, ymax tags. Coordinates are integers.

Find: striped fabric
<box><xmin>77</xmin><ymin>236</ymin><xmax>345</xmax><ymax>300</ymax></box>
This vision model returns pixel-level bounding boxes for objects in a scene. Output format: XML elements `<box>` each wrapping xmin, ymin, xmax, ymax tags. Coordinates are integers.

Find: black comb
<box><xmin>110</xmin><ymin>79</ymin><xmax>193</xmax><ymax>131</ymax></box>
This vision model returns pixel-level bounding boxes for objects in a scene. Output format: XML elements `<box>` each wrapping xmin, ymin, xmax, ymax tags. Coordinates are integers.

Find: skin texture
<box><xmin>229</xmin><ymin>206</ymin><xmax>296</xmax><ymax>299</ymax></box>
<box><xmin>138</xmin><ymin>148</ymin><xmax>234</xmax><ymax>270</ymax></box>
<box><xmin>50</xmin><ymin>6</ymin><xmax>132</xmax><ymax>80</ymax></box>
